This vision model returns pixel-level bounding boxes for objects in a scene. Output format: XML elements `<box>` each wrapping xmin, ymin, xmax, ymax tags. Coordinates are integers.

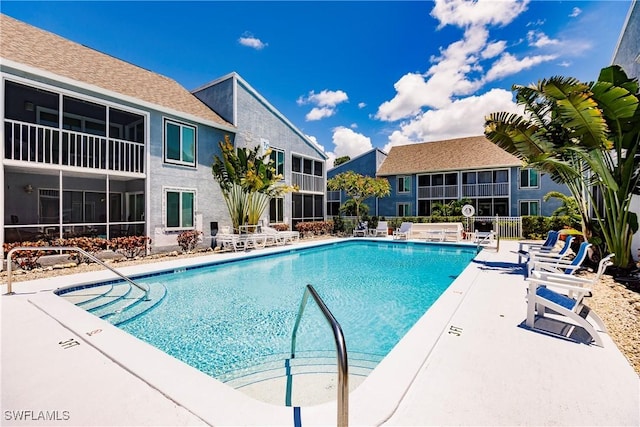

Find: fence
<box><xmin>336</xmin><ymin>215</ymin><xmax>523</xmax><ymax>239</ymax></box>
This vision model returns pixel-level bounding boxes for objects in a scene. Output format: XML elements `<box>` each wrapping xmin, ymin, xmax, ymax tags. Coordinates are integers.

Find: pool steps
<box><xmin>220</xmin><ymin>350</ymin><xmax>382</xmax><ymax>389</ymax></box>
<box><xmin>57</xmin><ymin>282</ymin><xmax>167</xmax><ymax>326</ymax></box>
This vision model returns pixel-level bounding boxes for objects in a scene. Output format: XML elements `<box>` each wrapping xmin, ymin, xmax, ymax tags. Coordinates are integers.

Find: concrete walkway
<box><xmin>1</xmin><ymin>240</ymin><xmax>638</xmax><ymax>426</ymax></box>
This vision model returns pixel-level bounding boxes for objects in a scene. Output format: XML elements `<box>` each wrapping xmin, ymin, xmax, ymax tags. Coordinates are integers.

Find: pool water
<box><xmin>120</xmin><ymin>240</ymin><xmax>476</xmax><ymax>383</ymax></box>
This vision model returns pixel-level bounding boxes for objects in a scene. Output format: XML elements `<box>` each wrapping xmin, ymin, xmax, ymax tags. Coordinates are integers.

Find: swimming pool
<box><xmin>99</xmin><ymin>240</ymin><xmax>476</xmax><ymax>395</ymax></box>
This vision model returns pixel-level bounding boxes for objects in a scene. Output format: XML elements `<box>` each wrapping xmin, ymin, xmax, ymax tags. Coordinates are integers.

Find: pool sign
<box><xmin>462</xmin><ymin>204</ymin><xmax>475</xmax><ymax>217</ymax></box>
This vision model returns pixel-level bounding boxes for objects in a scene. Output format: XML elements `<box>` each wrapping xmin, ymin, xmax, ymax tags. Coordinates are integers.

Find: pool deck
<box><xmin>1</xmin><ymin>239</ymin><xmax>638</xmax><ymax>426</ymax></box>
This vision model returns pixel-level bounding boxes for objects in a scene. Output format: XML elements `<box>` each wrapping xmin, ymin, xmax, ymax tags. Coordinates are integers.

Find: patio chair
<box><xmin>392</xmin><ymin>222</ymin><xmax>412</xmax><ymax>240</ymax></box>
<box><xmin>372</xmin><ymin>221</ymin><xmax>388</xmax><ymax>237</ymax></box>
<box><xmin>517</xmin><ymin>230</ymin><xmax>560</xmax><ymax>263</ymax></box>
<box><xmin>528</xmin><ymin>241</ymin><xmax>591</xmax><ymax>277</ymax></box>
<box><xmin>262</xmin><ymin>225</ymin><xmax>299</xmax><ymax>245</ymax></box>
<box><xmin>353</xmin><ymin>221</ymin><xmax>368</xmax><ymax>237</ymax></box>
<box><xmin>525</xmin><ymin>254</ymin><xmax>614</xmax><ymax>346</ymax></box>
<box><xmin>521</xmin><ymin>235</ymin><xmax>574</xmax><ymax>263</ymax></box>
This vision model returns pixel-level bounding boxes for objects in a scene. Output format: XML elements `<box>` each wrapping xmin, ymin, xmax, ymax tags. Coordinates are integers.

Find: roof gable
<box><xmin>377</xmin><ymin>136</ymin><xmax>522</xmax><ymax>176</ymax></box>
<box><xmin>0</xmin><ymin>14</ymin><xmax>233</xmax><ymax>129</ymax></box>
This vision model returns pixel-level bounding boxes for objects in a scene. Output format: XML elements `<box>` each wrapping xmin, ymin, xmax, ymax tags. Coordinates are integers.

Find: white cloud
<box><xmin>350</xmin><ymin>123</ymin><xmax>358</xmax><ymax>129</ymax></box>
<box><xmin>331</xmin><ymin>127</ymin><xmax>373</xmax><ymax>159</ymax></box>
<box><xmin>484</xmin><ymin>52</ymin><xmax>558</xmax><ymax>82</ymax></box>
<box><xmin>382</xmin><ymin>88</ymin><xmax>521</xmax><ymax>153</ymax></box>
<box><xmin>482</xmin><ymin>40</ymin><xmax>507</xmax><ymax>59</ymax></box>
<box><xmin>298</xmin><ymin>89</ymin><xmax>348</xmax><ymax>121</ymax></box>
<box><xmin>358</xmin><ymin>102</ymin><xmax>366</xmax><ymax>109</ymax></box>
<box><xmin>569</xmin><ymin>7</ymin><xmax>582</xmax><ymax>18</ymax></box>
<box><xmin>238</xmin><ymin>34</ymin><xmax>267</xmax><ymax>50</ymax></box>
<box><xmin>431</xmin><ymin>0</ymin><xmax>529</xmax><ymax>27</ymax></box>
<box><xmin>298</xmin><ymin>89</ymin><xmax>348</xmax><ymax>107</ymax></box>
<box><xmin>527</xmin><ymin>30</ymin><xmax>560</xmax><ymax>48</ymax></box>
<box><xmin>306</xmin><ymin>107</ymin><xmax>335</xmax><ymax>121</ymax></box>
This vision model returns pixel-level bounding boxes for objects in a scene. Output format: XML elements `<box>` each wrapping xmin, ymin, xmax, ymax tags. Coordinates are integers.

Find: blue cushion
<box><xmin>536</xmin><ymin>287</ymin><xmax>577</xmax><ymax>310</ymax></box>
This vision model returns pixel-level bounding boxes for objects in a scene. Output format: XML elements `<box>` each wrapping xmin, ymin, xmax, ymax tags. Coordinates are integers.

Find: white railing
<box><xmin>418</xmin><ymin>185</ymin><xmax>459</xmax><ymax>199</ymax></box>
<box><xmin>341</xmin><ymin>215</ymin><xmax>523</xmax><ymax>239</ymax></box>
<box><xmin>462</xmin><ymin>183</ymin><xmax>509</xmax><ymax>197</ymax></box>
<box><xmin>4</xmin><ymin>119</ymin><xmax>145</xmax><ymax>174</ymax></box>
<box><xmin>292</xmin><ymin>172</ymin><xmax>324</xmax><ymax>193</ymax></box>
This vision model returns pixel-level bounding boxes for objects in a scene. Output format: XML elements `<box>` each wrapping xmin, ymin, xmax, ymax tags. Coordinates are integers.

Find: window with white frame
<box><xmin>270</xmin><ymin>148</ymin><xmax>285</xmax><ymax>176</ymax></box>
<box><xmin>164</xmin><ymin>119</ymin><xmax>196</xmax><ymax>166</ymax></box>
<box><xmin>165</xmin><ymin>188</ymin><xmax>195</xmax><ymax>229</ymax></box>
<box><xmin>397</xmin><ymin>176</ymin><xmax>411</xmax><ymax>193</ymax></box>
<box><xmin>520</xmin><ymin>200</ymin><xmax>539</xmax><ymax>216</ymax></box>
<box><xmin>397</xmin><ymin>202</ymin><xmax>411</xmax><ymax>216</ymax></box>
<box><xmin>520</xmin><ymin>168</ymin><xmax>539</xmax><ymax>188</ymax></box>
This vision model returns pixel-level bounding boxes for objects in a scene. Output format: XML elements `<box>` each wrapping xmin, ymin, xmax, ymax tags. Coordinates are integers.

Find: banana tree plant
<box><xmin>212</xmin><ymin>135</ymin><xmax>296</xmax><ymax>231</ymax></box>
<box><xmin>485</xmin><ymin>65</ymin><xmax>639</xmax><ymax>268</ymax></box>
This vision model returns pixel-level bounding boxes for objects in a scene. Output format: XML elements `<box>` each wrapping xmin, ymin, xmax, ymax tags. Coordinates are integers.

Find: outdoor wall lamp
<box><xmin>24</xmin><ymin>184</ymin><xmax>34</xmax><ymax>194</ymax></box>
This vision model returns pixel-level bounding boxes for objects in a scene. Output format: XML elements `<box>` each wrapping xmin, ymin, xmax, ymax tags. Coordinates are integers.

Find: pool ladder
<box><xmin>290</xmin><ymin>284</ymin><xmax>349</xmax><ymax>427</ymax></box>
<box><xmin>4</xmin><ymin>246</ymin><xmax>149</xmax><ymax>300</ymax></box>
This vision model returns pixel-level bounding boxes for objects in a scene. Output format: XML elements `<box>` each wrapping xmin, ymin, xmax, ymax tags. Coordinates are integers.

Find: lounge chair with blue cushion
<box><xmin>392</xmin><ymin>222</ymin><xmax>412</xmax><ymax>240</ymax></box>
<box><xmin>528</xmin><ymin>241</ymin><xmax>591</xmax><ymax>277</ymax></box>
<box><xmin>523</xmin><ymin>235</ymin><xmax>574</xmax><ymax>263</ymax></box>
<box><xmin>353</xmin><ymin>221</ymin><xmax>368</xmax><ymax>237</ymax></box>
<box><xmin>525</xmin><ymin>254</ymin><xmax>614</xmax><ymax>346</ymax></box>
<box><xmin>517</xmin><ymin>230</ymin><xmax>560</xmax><ymax>263</ymax></box>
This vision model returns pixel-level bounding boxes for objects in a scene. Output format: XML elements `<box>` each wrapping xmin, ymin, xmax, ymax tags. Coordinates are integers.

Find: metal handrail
<box><xmin>5</xmin><ymin>246</ymin><xmax>149</xmax><ymax>299</ymax></box>
<box><xmin>290</xmin><ymin>284</ymin><xmax>348</xmax><ymax>427</ymax></box>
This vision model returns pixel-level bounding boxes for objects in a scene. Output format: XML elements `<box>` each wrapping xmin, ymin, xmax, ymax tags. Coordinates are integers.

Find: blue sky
<box><xmin>3</xmin><ymin>1</ymin><xmax>632</xmax><ymax>166</ymax></box>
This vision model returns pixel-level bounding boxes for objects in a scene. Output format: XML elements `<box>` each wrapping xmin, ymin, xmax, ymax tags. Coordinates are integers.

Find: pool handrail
<box><xmin>5</xmin><ymin>246</ymin><xmax>150</xmax><ymax>300</ymax></box>
<box><xmin>290</xmin><ymin>284</ymin><xmax>348</xmax><ymax>427</ymax></box>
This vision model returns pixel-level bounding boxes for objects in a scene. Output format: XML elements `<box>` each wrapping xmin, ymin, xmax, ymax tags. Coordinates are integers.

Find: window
<box><xmin>397</xmin><ymin>176</ymin><xmax>411</xmax><ymax>193</ymax></box>
<box><xmin>270</xmin><ymin>197</ymin><xmax>284</xmax><ymax>223</ymax></box>
<box><xmin>520</xmin><ymin>168</ymin><xmax>539</xmax><ymax>188</ymax></box>
<box><xmin>397</xmin><ymin>203</ymin><xmax>411</xmax><ymax>216</ymax></box>
<box><xmin>165</xmin><ymin>188</ymin><xmax>195</xmax><ymax>229</ymax></box>
<box><xmin>164</xmin><ymin>119</ymin><xmax>196</xmax><ymax>166</ymax></box>
<box><xmin>270</xmin><ymin>148</ymin><xmax>285</xmax><ymax>176</ymax></box>
<box><xmin>520</xmin><ymin>200</ymin><xmax>539</xmax><ymax>216</ymax></box>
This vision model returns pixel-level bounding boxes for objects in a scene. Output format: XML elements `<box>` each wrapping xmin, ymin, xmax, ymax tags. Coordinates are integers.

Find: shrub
<box><xmin>3</xmin><ymin>240</ymin><xmax>52</xmax><ymax>270</ymax></box>
<box><xmin>109</xmin><ymin>236</ymin><xmax>151</xmax><ymax>259</ymax></box>
<box><xmin>54</xmin><ymin>237</ymin><xmax>109</xmax><ymax>264</ymax></box>
<box><xmin>271</xmin><ymin>223</ymin><xmax>290</xmax><ymax>232</ymax></box>
<box><xmin>177</xmin><ymin>230</ymin><xmax>202</xmax><ymax>252</ymax></box>
<box><xmin>295</xmin><ymin>221</ymin><xmax>333</xmax><ymax>237</ymax></box>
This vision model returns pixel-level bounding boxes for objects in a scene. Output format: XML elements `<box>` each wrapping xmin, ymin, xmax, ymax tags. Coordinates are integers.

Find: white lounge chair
<box><xmin>529</xmin><ymin>241</ymin><xmax>591</xmax><ymax>277</ymax></box>
<box><xmin>262</xmin><ymin>225</ymin><xmax>299</xmax><ymax>245</ymax></box>
<box><xmin>525</xmin><ymin>254</ymin><xmax>615</xmax><ymax>346</ymax></box>
<box><xmin>392</xmin><ymin>222</ymin><xmax>412</xmax><ymax>240</ymax></box>
<box><xmin>372</xmin><ymin>221</ymin><xmax>388</xmax><ymax>237</ymax></box>
<box><xmin>517</xmin><ymin>230</ymin><xmax>560</xmax><ymax>263</ymax></box>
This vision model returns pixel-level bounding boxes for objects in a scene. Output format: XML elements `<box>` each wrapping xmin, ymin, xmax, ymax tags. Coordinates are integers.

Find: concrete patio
<box><xmin>1</xmin><ymin>239</ymin><xmax>638</xmax><ymax>426</ymax></box>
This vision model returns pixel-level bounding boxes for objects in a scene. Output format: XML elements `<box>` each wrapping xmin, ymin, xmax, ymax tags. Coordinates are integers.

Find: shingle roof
<box><xmin>0</xmin><ymin>14</ymin><xmax>233</xmax><ymax>129</ymax></box>
<box><xmin>377</xmin><ymin>136</ymin><xmax>522</xmax><ymax>176</ymax></box>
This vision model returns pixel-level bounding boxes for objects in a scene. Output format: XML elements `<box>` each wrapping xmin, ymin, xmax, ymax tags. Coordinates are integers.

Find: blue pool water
<box><xmin>119</xmin><ymin>240</ymin><xmax>476</xmax><ymax>381</ymax></box>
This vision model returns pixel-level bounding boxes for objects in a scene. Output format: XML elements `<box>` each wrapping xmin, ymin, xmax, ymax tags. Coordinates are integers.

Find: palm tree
<box><xmin>485</xmin><ymin>65</ymin><xmax>639</xmax><ymax>268</ymax></box>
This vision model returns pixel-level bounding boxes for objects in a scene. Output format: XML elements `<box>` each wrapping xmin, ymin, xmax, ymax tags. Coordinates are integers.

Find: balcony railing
<box><xmin>292</xmin><ymin>172</ymin><xmax>324</xmax><ymax>193</ymax></box>
<box><xmin>418</xmin><ymin>185</ymin><xmax>458</xmax><ymax>199</ymax></box>
<box><xmin>462</xmin><ymin>183</ymin><xmax>509</xmax><ymax>197</ymax></box>
<box><xmin>4</xmin><ymin>119</ymin><xmax>145</xmax><ymax>174</ymax></box>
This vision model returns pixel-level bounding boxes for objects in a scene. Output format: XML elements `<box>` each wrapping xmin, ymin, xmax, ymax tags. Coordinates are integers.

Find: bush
<box><xmin>295</xmin><ymin>221</ymin><xmax>333</xmax><ymax>237</ymax></box>
<box><xmin>271</xmin><ymin>223</ymin><xmax>290</xmax><ymax>232</ymax></box>
<box><xmin>3</xmin><ymin>240</ymin><xmax>52</xmax><ymax>270</ymax></box>
<box><xmin>177</xmin><ymin>230</ymin><xmax>202</xmax><ymax>252</ymax></box>
<box><xmin>54</xmin><ymin>237</ymin><xmax>109</xmax><ymax>264</ymax></box>
<box><xmin>109</xmin><ymin>236</ymin><xmax>151</xmax><ymax>259</ymax></box>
